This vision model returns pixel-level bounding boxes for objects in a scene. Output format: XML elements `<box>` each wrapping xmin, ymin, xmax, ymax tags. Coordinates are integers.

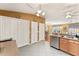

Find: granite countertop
<box><xmin>50</xmin><ymin>34</ymin><xmax>79</xmax><ymax>42</ymax></box>
<box><xmin>50</xmin><ymin>34</ymin><xmax>62</xmax><ymax>37</ymax></box>
<box><xmin>62</xmin><ymin>37</ymin><xmax>79</xmax><ymax>42</ymax></box>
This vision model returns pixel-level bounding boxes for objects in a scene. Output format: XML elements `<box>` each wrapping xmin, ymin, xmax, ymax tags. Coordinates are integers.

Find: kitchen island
<box><xmin>60</xmin><ymin>37</ymin><xmax>79</xmax><ymax>56</ymax></box>
<box><xmin>50</xmin><ymin>34</ymin><xmax>79</xmax><ymax>56</ymax></box>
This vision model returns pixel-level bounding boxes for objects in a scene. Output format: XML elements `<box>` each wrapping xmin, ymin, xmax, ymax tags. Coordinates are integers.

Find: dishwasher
<box><xmin>50</xmin><ymin>36</ymin><xmax>60</xmax><ymax>49</ymax></box>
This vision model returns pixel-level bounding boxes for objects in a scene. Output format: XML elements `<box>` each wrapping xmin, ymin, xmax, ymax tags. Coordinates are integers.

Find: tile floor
<box><xmin>19</xmin><ymin>41</ymin><xmax>70</xmax><ymax>56</ymax></box>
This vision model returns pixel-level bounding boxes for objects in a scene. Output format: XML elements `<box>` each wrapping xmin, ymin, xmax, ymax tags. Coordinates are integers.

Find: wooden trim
<box><xmin>29</xmin><ymin>20</ymin><xmax>31</xmax><ymax>44</ymax></box>
<box><xmin>0</xmin><ymin>9</ymin><xmax>45</xmax><ymax>23</ymax></box>
<box><xmin>38</xmin><ymin>22</ymin><xmax>39</xmax><ymax>41</ymax></box>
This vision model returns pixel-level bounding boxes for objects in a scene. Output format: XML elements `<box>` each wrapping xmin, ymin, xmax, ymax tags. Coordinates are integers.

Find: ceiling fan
<box><xmin>65</xmin><ymin>10</ymin><xmax>79</xmax><ymax>19</ymax></box>
<box><xmin>26</xmin><ymin>3</ymin><xmax>46</xmax><ymax>17</ymax></box>
<box><xmin>61</xmin><ymin>4</ymin><xmax>79</xmax><ymax>19</ymax></box>
<box><xmin>62</xmin><ymin>4</ymin><xmax>78</xmax><ymax>12</ymax></box>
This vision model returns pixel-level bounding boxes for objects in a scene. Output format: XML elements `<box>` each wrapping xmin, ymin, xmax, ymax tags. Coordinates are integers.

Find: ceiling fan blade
<box><xmin>25</xmin><ymin>4</ymin><xmax>37</xmax><ymax>11</ymax></box>
<box><xmin>62</xmin><ymin>4</ymin><xmax>78</xmax><ymax>10</ymax></box>
<box><xmin>25</xmin><ymin>4</ymin><xmax>46</xmax><ymax>17</ymax></box>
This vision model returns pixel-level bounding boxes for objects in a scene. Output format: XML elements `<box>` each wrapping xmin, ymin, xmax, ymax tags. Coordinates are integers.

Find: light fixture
<box><xmin>26</xmin><ymin>4</ymin><xmax>46</xmax><ymax>17</ymax></box>
<box><xmin>37</xmin><ymin>10</ymin><xmax>42</xmax><ymax>14</ymax></box>
<box><xmin>42</xmin><ymin>12</ymin><xmax>45</xmax><ymax>16</ymax></box>
<box><xmin>66</xmin><ymin>15</ymin><xmax>72</xmax><ymax>19</ymax></box>
<box><xmin>36</xmin><ymin>13</ymin><xmax>40</xmax><ymax>16</ymax></box>
<box><xmin>65</xmin><ymin>12</ymin><xmax>72</xmax><ymax>19</ymax></box>
<box><xmin>36</xmin><ymin>10</ymin><xmax>45</xmax><ymax>17</ymax></box>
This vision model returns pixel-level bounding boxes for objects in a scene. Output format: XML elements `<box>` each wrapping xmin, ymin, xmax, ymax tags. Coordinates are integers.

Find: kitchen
<box><xmin>45</xmin><ymin>3</ymin><xmax>79</xmax><ymax>56</ymax></box>
<box><xmin>47</xmin><ymin>22</ymin><xmax>79</xmax><ymax>56</ymax></box>
<box><xmin>0</xmin><ymin>3</ymin><xmax>79</xmax><ymax>56</ymax></box>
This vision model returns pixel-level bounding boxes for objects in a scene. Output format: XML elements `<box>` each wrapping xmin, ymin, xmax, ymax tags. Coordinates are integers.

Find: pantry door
<box><xmin>0</xmin><ymin>16</ymin><xmax>15</xmax><ymax>40</ymax></box>
<box><xmin>31</xmin><ymin>21</ymin><xmax>38</xmax><ymax>44</ymax></box>
<box><xmin>39</xmin><ymin>23</ymin><xmax>45</xmax><ymax>41</ymax></box>
<box><xmin>16</xmin><ymin>19</ymin><xmax>30</xmax><ymax>47</ymax></box>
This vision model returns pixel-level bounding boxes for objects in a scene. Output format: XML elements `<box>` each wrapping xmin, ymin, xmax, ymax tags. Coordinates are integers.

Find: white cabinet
<box><xmin>0</xmin><ymin>16</ymin><xmax>30</xmax><ymax>47</ymax></box>
<box><xmin>0</xmin><ymin>16</ymin><xmax>14</xmax><ymax>40</ymax></box>
<box><xmin>9</xmin><ymin>17</ymin><xmax>18</xmax><ymax>41</ymax></box>
<box><xmin>39</xmin><ymin>23</ymin><xmax>45</xmax><ymax>41</ymax></box>
<box><xmin>0</xmin><ymin>16</ymin><xmax>45</xmax><ymax>47</ymax></box>
<box><xmin>31</xmin><ymin>21</ymin><xmax>38</xmax><ymax>44</ymax></box>
<box><xmin>16</xmin><ymin>19</ymin><xmax>30</xmax><ymax>47</ymax></box>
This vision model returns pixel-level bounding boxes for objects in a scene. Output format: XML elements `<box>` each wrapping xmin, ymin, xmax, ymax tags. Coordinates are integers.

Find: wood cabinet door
<box><xmin>60</xmin><ymin>38</ymin><xmax>69</xmax><ymax>52</ymax></box>
<box><xmin>69</xmin><ymin>41</ymin><xmax>79</xmax><ymax>56</ymax></box>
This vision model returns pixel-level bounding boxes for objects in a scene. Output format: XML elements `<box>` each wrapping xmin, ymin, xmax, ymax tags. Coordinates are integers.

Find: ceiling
<box><xmin>0</xmin><ymin>3</ymin><xmax>79</xmax><ymax>25</ymax></box>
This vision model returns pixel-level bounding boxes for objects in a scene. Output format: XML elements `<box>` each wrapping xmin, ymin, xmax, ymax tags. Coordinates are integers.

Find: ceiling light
<box><xmin>36</xmin><ymin>13</ymin><xmax>40</xmax><ymax>16</ymax></box>
<box><xmin>42</xmin><ymin>12</ymin><xmax>45</xmax><ymax>16</ymax></box>
<box><xmin>37</xmin><ymin>10</ymin><xmax>42</xmax><ymax>14</ymax></box>
<box><xmin>66</xmin><ymin>15</ymin><xmax>72</xmax><ymax>18</ymax></box>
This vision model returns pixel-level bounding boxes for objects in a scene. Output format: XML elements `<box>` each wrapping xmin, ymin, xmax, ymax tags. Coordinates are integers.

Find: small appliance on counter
<box><xmin>75</xmin><ymin>33</ymin><xmax>79</xmax><ymax>39</ymax></box>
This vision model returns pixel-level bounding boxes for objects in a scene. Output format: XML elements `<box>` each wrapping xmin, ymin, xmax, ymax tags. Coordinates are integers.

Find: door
<box><xmin>16</xmin><ymin>19</ymin><xmax>30</xmax><ymax>47</ymax></box>
<box><xmin>31</xmin><ymin>21</ymin><xmax>38</xmax><ymax>44</ymax></box>
<box><xmin>0</xmin><ymin>16</ymin><xmax>30</xmax><ymax>47</ymax></box>
<box><xmin>0</xmin><ymin>16</ymin><xmax>14</xmax><ymax>40</ymax></box>
<box><xmin>39</xmin><ymin>23</ymin><xmax>45</xmax><ymax>41</ymax></box>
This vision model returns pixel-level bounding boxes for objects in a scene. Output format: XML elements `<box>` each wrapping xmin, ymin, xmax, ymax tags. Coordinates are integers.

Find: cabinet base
<box><xmin>51</xmin><ymin>46</ymin><xmax>60</xmax><ymax>50</ymax></box>
<box><xmin>51</xmin><ymin>46</ymin><xmax>74</xmax><ymax>56</ymax></box>
<box><xmin>60</xmin><ymin>49</ymin><xmax>74</xmax><ymax>56</ymax></box>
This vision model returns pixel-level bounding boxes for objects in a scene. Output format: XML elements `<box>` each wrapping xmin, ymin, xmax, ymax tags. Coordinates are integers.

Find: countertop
<box><xmin>62</xmin><ymin>37</ymin><xmax>79</xmax><ymax>42</ymax></box>
<box><xmin>50</xmin><ymin>34</ymin><xmax>79</xmax><ymax>42</ymax></box>
<box><xmin>50</xmin><ymin>34</ymin><xmax>62</xmax><ymax>37</ymax></box>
